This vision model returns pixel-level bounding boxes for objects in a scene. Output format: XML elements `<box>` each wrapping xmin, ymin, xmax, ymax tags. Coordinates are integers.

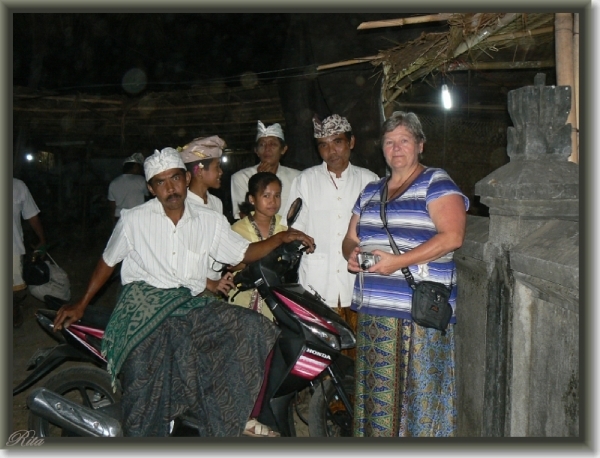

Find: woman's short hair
<box><xmin>381</xmin><ymin>111</ymin><xmax>426</xmax><ymax>144</ymax></box>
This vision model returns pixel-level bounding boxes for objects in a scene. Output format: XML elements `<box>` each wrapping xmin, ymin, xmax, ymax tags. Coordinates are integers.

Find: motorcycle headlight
<box><xmin>301</xmin><ymin>322</ymin><xmax>340</xmax><ymax>351</ymax></box>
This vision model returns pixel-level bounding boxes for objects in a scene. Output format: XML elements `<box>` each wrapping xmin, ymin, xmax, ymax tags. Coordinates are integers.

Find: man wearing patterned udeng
<box><xmin>282</xmin><ymin>114</ymin><xmax>379</xmax><ymax>352</ymax></box>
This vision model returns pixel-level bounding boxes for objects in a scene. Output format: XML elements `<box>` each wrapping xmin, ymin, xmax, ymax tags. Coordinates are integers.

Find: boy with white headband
<box><xmin>230</xmin><ymin>120</ymin><xmax>300</xmax><ymax>220</ymax></box>
<box><xmin>282</xmin><ymin>114</ymin><xmax>379</xmax><ymax>353</ymax></box>
<box><xmin>179</xmin><ymin>135</ymin><xmax>235</xmax><ymax>297</ymax></box>
<box><xmin>54</xmin><ymin>147</ymin><xmax>314</xmax><ymax>437</ymax></box>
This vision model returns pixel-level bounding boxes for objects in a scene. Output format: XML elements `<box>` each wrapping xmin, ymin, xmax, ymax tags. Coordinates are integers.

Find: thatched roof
<box><xmin>372</xmin><ymin>13</ymin><xmax>555</xmax><ymax>106</ymax></box>
<box><xmin>317</xmin><ymin>13</ymin><xmax>556</xmax><ymax>112</ymax></box>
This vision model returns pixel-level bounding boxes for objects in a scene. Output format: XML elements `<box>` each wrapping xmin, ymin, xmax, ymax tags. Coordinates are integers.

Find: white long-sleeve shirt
<box><xmin>103</xmin><ymin>197</ymin><xmax>249</xmax><ymax>296</ymax></box>
<box><xmin>282</xmin><ymin>162</ymin><xmax>379</xmax><ymax>308</ymax></box>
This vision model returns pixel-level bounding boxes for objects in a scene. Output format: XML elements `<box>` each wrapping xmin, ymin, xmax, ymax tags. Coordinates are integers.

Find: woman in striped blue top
<box><xmin>342</xmin><ymin>111</ymin><xmax>469</xmax><ymax>437</ymax></box>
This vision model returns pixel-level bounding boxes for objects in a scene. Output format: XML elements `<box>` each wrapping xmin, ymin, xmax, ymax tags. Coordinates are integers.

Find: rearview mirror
<box><xmin>286</xmin><ymin>198</ymin><xmax>302</xmax><ymax>227</ymax></box>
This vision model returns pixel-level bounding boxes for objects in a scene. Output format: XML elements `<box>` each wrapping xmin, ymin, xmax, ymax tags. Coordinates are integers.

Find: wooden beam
<box><xmin>317</xmin><ymin>55</ymin><xmax>380</xmax><ymax>71</ymax></box>
<box><xmin>357</xmin><ymin>13</ymin><xmax>453</xmax><ymax>30</ymax></box>
<box><xmin>14</xmin><ymin>94</ymin><xmax>123</xmax><ymax>105</ymax></box>
<box><xmin>448</xmin><ymin>60</ymin><xmax>555</xmax><ymax>71</ymax></box>
<box><xmin>392</xmin><ymin>102</ymin><xmax>508</xmax><ymax>112</ymax></box>
<box><xmin>485</xmin><ymin>26</ymin><xmax>554</xmax><ymax>42</ymax></box>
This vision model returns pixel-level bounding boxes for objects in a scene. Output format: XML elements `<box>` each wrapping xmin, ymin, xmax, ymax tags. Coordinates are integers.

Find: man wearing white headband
<box><xmin>54</xmin><ymin>147</ymin><xmax>315</xmax><ymax>437</ymax></box>
<box><xmin>230</xmin><ymin>120</ymin><xmax>300</xmax><ymax>220</ymax></box>
<box><xmin>282</xmin><ymin>114</ymin><xmax>379</xmax><ymax>353</ymax></box>
<box><xmin>107</xmin><ymin>151</ymin><xmax>149</xmax><ymax>225</ymax></box>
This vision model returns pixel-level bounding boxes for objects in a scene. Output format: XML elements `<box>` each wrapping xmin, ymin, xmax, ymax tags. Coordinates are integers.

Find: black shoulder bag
<box><xmin>380</xmin><ymin>181</ymin><xmax>453</xmax><ymax>335</ymax></box>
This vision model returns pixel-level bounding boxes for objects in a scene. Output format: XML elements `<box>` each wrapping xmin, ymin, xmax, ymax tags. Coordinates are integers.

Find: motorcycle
<box><xmin>21</xmin><ymin>198</ymin><xmax>357</xmax><ymax>437</ymax></box>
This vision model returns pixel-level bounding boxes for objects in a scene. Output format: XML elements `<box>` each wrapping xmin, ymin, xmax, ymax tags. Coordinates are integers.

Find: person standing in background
<box><xmin>107</xmin><ymin>152</ymin><xmax>149</xmax><ymax>226</ymax></box>
<box><xmin>282</xmin><ymin>114</ymin><xmax>379</xmax><ymax>354</ymax></box>
<box><xmin>179</xmin><ymin>135</ymin><xmax>235</xmax><ymax>297</ymax></box>
<box><xmin>230</xmin><ymin>120</ymin><xmax>300</xmax><ymax>220</ymax></box>
<box><xmin>13</xmin><ymin>177</ymin><xmax>47</xmax><ymax>328</ymax></box>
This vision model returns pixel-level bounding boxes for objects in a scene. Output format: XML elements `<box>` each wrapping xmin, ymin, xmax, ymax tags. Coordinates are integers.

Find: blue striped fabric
<box><xmin>349</xmin><ymin>167</ymin><xmax>469</xmax><ymax>321</ymax></box>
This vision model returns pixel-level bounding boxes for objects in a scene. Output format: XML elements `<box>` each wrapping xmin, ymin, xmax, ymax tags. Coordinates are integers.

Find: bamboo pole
<box><xmin>447</xmin><ymin>60</ymin><xmax>554</xmax><ymax>71</ymax></box>
<box><xmin>555</xmin><ymin>13</ymin><xmax>578</xmax><ymax>163</ymax></box>
<box><xmin>392</xmin><ymin>102</ymin><xmax>508</xmax><ymax>111</ymax></box>
<box><xmin>357</xmin><ymin>13</ymin><xmax>454</xmax><ymax>30</ymax></box>
<box><xmin>317</xmin><ymin>55</ymin><xmax>379</xmax><ymax>71</ymax></box>
<box><xmin>485</xmin><ymin>26</ymin><xmax>554</xmax><ymax>42</ymax></box>
<box><xmin>573</xmin><ymin>13</ymin><xmax>579</xmax><ymax>162</ymax></box>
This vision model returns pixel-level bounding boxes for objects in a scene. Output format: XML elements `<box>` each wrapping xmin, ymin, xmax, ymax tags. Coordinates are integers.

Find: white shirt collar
<box><xmin>320</xmin><ymin>160</ymin><xmax>352</xmax><ymax>180</ymax></box>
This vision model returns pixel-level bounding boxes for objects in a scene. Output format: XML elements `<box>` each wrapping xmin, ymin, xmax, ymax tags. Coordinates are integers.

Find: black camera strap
<box><xmin>379</xmin><ymin>179</ymin><xmax>418</xmax><ymax>290</ymax></box>
<box><xmin>379</xmin><ymin>177</ymin><xmax>453</xmax><ymax>293</ymax></box>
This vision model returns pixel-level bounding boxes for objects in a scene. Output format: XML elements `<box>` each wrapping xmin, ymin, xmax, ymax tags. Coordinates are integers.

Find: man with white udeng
<box><xmin>230</xmin><ymin>120</ymin><xmax>300</xmax><ymax>220</ymax></box>
<box><xmin>282</xmin><ymin>114</ymin><xmax>379</xmax><ymax>343</ymax></box>
<box><xmin>54</xmin><ymin>147</ymin><xmax>314</xmax><ymax>437</ymax></box>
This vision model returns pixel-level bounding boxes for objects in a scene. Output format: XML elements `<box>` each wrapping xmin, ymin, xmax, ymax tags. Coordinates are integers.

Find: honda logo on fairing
<box><xmin>306</xmin><ymin>348</ymin><xmax>331</xmax><ymax>360</ymax></box>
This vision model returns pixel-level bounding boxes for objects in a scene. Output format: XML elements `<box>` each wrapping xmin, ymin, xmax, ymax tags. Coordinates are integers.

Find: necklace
<box><xmin>328</xmin><ymin>170</ymin><xmax>339</xmax><ymax>190</ymax></box>
<box><xmin>386</xmin><ymin>165</ymin><xmax>422</xmax><ymax>202</ymax></box>
<box><xmin>247</xmin><ymin>213</ymin><xmax>275</xmax><ymax>315</ymax></box>
<box><xmin>248</xmin><ymin>213</ymin><xmax>275</xmax><ymax>241</ymax></box>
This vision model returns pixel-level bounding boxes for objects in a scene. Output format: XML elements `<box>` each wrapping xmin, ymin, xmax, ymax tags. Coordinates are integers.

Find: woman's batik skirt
<box><xmin>353</xmin><ymin>313</ymin><xmax>457</xmax><ymax>437</ymax></box>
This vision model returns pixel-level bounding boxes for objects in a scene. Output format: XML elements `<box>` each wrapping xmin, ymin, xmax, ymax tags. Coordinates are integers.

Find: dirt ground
<box><xmin>11</xmin><ymin>219</ymin><xmax>310</xmax><ymax>438</ymax></box>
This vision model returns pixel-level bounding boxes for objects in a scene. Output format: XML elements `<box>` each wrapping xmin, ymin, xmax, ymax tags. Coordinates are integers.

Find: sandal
<box><xmin>243</xmin><ymin>419</ymin><xmax>280</xmax><ymax>437</ymax></box>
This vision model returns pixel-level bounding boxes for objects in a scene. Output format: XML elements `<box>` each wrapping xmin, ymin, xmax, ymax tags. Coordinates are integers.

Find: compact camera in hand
<box><xmin>357</xmin><ymin>252</ymin><xmax>381</xmax><ymax>270</ymax></box>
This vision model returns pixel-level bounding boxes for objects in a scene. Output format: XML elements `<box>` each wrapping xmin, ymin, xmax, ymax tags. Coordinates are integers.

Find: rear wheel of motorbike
<box><xmin>28</xmin><ymin>366</ymin><xmax>121</xmax><ymax>437</ymax></box>
<box><xmin>308</xmin><ymin>376</ymin><xmax>354</xmax><ymax>437</ymax></box>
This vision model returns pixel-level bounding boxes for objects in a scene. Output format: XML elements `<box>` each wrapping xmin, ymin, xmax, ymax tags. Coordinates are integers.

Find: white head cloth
<box><xmin>144</xmin><ymin>147</ymin><xmax>185</xmax><ymax>181</ymax></box>
<box><xmin>123</xmin><ymin>152</ymin><xmax>145</xmax><ymax>165</ymax></box>
<box><xmin>313</xmin><ymin>114</ymin><xmax>352</xmax><ymax>138</ymax></box>
<box><xmin>256</xmin><ymin>120</ymin><xmax>285</xmax><ymax>141</ymax></box>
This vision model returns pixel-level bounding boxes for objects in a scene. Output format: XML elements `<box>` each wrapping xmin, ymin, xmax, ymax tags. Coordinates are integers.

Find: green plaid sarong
<box><xmin>101</xmin><ymin>281</ymin><xmax>210</xmax><ymax>390</ymax></box>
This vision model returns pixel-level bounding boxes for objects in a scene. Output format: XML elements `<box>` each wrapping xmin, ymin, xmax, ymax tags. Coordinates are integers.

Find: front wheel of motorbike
<box><xmin>28</xmin><ymin>365</ymin><xmax>121</xmax><ymax>437</ymax></box>
<box><xmin>308</xmin><ymin>376</ymin><xmax>354</xmax><ymax>437</ymax></box>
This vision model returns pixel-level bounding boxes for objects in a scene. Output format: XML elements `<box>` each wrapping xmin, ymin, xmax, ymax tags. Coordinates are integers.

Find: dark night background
<box><xmin>12</xmin><ymin>12</ymin><xmax>409</xmax><ymax>225</ymax></box>
<box><xmin>13</xmin><ymin>13</ymin><xmax>294</xmax><ymax>94</ymax></box>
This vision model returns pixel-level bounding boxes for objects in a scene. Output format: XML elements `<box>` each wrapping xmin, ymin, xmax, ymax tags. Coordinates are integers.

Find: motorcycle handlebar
<box><xmin>231</xmin><ymin>240</ymin><xmax>306</xmax><ymax>293</ymax></box>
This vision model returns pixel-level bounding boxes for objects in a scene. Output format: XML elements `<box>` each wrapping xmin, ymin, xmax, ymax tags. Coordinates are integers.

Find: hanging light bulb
<box><xmin>441</xmin><ymin>76</ymin><xmax>452</xmax><ymax>110</ymax></box>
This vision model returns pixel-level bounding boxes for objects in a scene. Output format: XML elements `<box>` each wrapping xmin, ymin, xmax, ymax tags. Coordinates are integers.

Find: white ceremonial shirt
<box><xmin>230</xmin><ymin>164</ymin><xmax>300</xmax><ymax>219</ymax></box>
<box><xmin>103</xmin><ymin>197</ymin><xmax>249</xmax><ymax>296</ymax></box>
<box><xmin>186</xmin><ymin>190</ymin><xmax>225</xmax><ymax>281</ymax></box>
<box><xmin>282</xmin><ymin>162</ymin><xmax>379</xmax><ymax>308</ymax></box>
<box><xmin>13</xmin><ymin>178</ymin><xmax>41</xmax><ymax>256</ymax></box>
<box><xmin>107</xmin><ymin>174</ymin><xmax>149</xmax><ymax>217</ymax></box>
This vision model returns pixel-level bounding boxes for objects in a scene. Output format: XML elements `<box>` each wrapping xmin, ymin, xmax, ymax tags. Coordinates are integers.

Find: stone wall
<box><xmin>453</xmin><ymin>74</ymin><xmax>579</xmax><ymax>437</ymax></box>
